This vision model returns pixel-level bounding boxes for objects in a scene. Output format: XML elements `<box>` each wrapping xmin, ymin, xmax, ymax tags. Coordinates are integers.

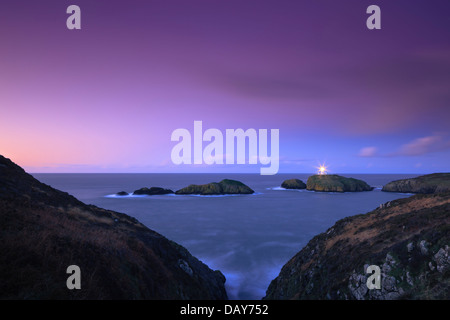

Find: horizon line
<box><xmin>27</xmin><ymin>172</ymin><xmax>442</xmax><ymax>175</ymax></box>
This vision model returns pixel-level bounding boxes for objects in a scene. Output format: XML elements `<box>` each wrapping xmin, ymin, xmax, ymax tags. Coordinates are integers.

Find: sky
<box><xmin>1</xmin><ymin>0</ymin><xmax>449</xmax><ymax>174</ymax></box>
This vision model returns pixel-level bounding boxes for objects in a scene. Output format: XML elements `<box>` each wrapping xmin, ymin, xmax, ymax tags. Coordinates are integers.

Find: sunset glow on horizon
<box><xmin>1</xmin><ymin>0</ymin><xmax>449</xmax><ymax>174</ymax></box>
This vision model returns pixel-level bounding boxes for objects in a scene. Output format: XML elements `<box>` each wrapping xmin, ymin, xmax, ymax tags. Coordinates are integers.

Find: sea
<box><xmin>31</xmin><ymin>173</ymin><xmax>418</xmax><ymax>300</ymax></box>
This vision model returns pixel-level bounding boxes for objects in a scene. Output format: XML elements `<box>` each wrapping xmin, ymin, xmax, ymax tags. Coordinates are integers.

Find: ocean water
<box><xmin>32</xmin><ymin>173</ymin><xmax>418</xmax><ymax>300</ymax></box>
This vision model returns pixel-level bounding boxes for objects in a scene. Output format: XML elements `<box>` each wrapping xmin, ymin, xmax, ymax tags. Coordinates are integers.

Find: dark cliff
<box><xmin>382</xmin><ymin>173</ymin><xmax>450</xmax><ymax>194</ymax></box>
<box><xmin>0</xmin><ymin>155</ymin><xmax>227</xmax><ymax>299</ymax></box>
<box><xmin>264</xmin><ymin>192</ymin><xmax>450</xmax><ymax>300</ymax></box>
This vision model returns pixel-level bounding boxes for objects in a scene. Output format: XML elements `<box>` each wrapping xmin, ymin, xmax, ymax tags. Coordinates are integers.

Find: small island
<box><xmin>306</xmin><ymin>174</ymin><xmax>373</xmax><ymax>192</ymax></box>
<box><xmin>281</xmin><ymin>178</ymin><xmax>306</xmax><ymax>189</ymax></box>
<box><xmin>382</xmin><ymin>173</ymin><xmax>450</xmax><ymax>194</ymax></box>
<box><xmin>132</xmin><ymin>187</ymin><xmax>174</xmax><ymax>195</ymax></box>
<box><xmin>116</xmin><ymin>191</ymin><xmax>129</xmax><ymax>196</ymax></box>
<box><xmin>175</xmin><ymin>179</ymin><xmax>254</xmax><ymax>195</ymax></box>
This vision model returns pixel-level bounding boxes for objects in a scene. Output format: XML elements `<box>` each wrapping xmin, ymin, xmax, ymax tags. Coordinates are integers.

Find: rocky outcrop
<box><xmin>264</xmin><ymin>192</ymin><xmax>450</xmax><ymax>300</ymax></box>
<box><xmin>0</xmin><ymin>155</ymin><xmax>227</xmax><ymax>299</ymax></box>
<box><xmin>116</xmin><ymin>191</ymin><xmax>128</xmax><ymax>196</ymax></box>
<box><xmin>281</xmin><ymin>179</ymin><xmax>306</xmax><ymax>189</ymax></box>
<box><xmin>132</xmin><ymin>187</ymin><xmax>174</xmax><ymax>195</ymax></box>
<box><xmin>175</xmin><ymin>179</ymin><xmax>254</xmax><ymax>195</ymax></box>
<box><xmin>382</xmin><ymin>173</ymin><xmax>450</xmax><ymax>194</ymax></box>
<box><xmin>306</xmin><ymin>174</ymin><xmax>373</xmax><ymax>192</ymax></box>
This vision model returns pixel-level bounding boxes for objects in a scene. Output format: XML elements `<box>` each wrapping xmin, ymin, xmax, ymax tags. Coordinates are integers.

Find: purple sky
<box><xmin>1</xmin><ymin>0</ymin><xmax>449</xmax><ymax>173</ymax></box>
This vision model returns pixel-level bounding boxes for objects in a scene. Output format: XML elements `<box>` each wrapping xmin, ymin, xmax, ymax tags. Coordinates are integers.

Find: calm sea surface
<box><xmin>32</xmin><ymin>173</ymin><xmax>418</xmax><ymax>299</ymax></box>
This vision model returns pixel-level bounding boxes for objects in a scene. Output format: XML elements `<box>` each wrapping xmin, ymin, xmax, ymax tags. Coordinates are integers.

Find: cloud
<box><xmin>357</xmin><ymin>134</ymin><xmax>450</xmax><ymax>159</ymax></box>
<box><xmin>208</xmin><ymin>70</ymin><xmax>336</xmax><ymax>101</ymax></box>
<box><xmin>395</xmin><ymin>135</ymin><xmax>450</xmax><ymax>156</ymax></box>
<box><xmin>358</xmin><ymin>147</ymin><xmax>378</xmax><ymax>157</ymax></box>
<box><xmin>360</xmin><ymin>134</ymin><xmax>450</xmax><ymax>158</ymax></box>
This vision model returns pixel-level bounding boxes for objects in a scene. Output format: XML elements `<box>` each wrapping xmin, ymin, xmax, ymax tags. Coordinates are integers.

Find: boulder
<box><xmin>281</xmin><ymin>179</ymin><xmax>306</xmax><ymax>189</ymax></box>
<box><xmin>132</xmin><ymin>187</ymin><xmax>174</xmax><ymax>195</ymax></box>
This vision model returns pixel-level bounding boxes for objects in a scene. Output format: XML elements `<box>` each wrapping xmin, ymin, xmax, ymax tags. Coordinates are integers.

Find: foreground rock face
<box><xmin>175</xmin><ymin>179</ymin><xmax>254</xmax><ymax>195</ymax></box>
<box><xmin>306</xmin><ymin>174</ymin><xmax>373</xmax><ymax>192</ymax></box>
<box><xmin>264</xmin><ymin>192</ymin><xmax>450</xmax><ymax>300</ymax></box>
<box><xmin>132</xmin><ymin>187</ymin><xmax>174</xmax><ymax>195</ymax></box>
<box><xmin>281</xmin><ymin>179</ymin><xmax>306</xmax><ymax>189</ymax></box>
<box><xmin>382</xmin><ymin>173</ymin><xmax>450</xmax><ymax>194</ymax></box>
<box><xmin>0</xmin><ymin>155</ymin><xmax>227</xmax><ymax>299</ymax></box>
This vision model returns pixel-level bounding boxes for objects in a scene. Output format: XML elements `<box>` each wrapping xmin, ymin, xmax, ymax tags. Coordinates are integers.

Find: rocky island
<box><xmin>264</xmin><ymin>192</ymin><xmax>450</xmax><ymax>300</ymax></box>
<box><xmin>0</xmin><ymin>155</ymin><xmax>227</xmax><ymax>299</ymax></box>
<box><xmin>281</xmin><ymin>179</ymin><xmax>306</xmax><ymax>189</ymax></box>
<box><xmin>175</xmin><ymin>179</ymin><xmax>254</xmax><ymax>195</ymax></box>
<box><xmin>382</xmin><ymin>173</ymin><xmax>450</xmax><ymax>194</ymax></box>
<box><xmin>306</xmin><ymin>174</ymin><xmax>373</xmax><ymax>192</ymax></box>
<box><xmin>132</xmin><ymin>187</ymin><xmax>174</xmax><ymax>195</ymax></box>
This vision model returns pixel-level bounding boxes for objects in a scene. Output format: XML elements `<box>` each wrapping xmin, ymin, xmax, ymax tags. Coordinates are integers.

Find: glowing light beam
<box><xmin>316</xmin><ymin>163</ymin><xmax>328</xmax><ymax>175</ymax></box>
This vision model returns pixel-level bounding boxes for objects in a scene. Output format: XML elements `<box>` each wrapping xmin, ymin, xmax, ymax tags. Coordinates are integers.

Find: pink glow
<box><xmin>1</xmin><ymin>1</ymin><xmax>449</xmax><ymax>173</ymax></box>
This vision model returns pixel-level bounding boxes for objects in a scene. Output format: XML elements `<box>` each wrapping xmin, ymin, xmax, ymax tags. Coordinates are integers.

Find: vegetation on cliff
<box><xmin>382</xmin><ymin>173</ymin><xmax>450</xmax><ymax>194</ymax></box>
<box><xmin>0</xmin><ymin>155</ymin><xmax>227</xmax><ymax>299</ymax></box>
<box><xmin>264</xmin><ymin>192</ymin><xmax>450</xmax><ymax>300</ymax></box>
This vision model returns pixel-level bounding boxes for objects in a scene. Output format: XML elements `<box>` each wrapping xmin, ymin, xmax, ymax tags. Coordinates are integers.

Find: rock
<box><xmin>379</xmin><ymin>201</ymin><xmax>392</xmax><ymax>209</ymax></box>
<box><xmin>175</xmin><ymin>179</ymin><xmax>254</xmax><ymax>195</ymax></box>
<box><xmin>306</xmin><ymin>174</ymin><xmax>373</xmax><ymax>192</ymax></box>
<box><xmin>281</xmin><ymin>179</ymin><xmax>306</xmax><ymax>189</ymax></box>
<box><xmin>407</xmin><ymin>242</ymin><xmax>414</xmax><ymax>253</ymax></box>
<box><xmin>381</xmin><ymin>275</ymin><xmax>399</xmax><ymax>294</ymax></box>
<box><xmin>419</xmin><ymin>240</ymin><xmax>429</xmax><ymax>255</ymax></box>
<box><xmin>263</xmin><ymin>192</ymin><xmax>450</xmax><ymax>300</ymax></box>
<box><xmin>406</xmin><ymin>272</ymin><xmax>414</xmax><ymax>286</ymax></box>
<box><xmin>348</xmin><ymin>272</ymin><xmax>368</xmax><ymax>300</ymax></box>
<box><xmin>217</xmin><ymin>179</ymin><xmax>254</xmax><ymax>194</ymax></box>
<box><xmin>0</xmin><ymin>155</ymin><xmax>227</xmax><ymax>299</ymax></box>
<box><xmin>116</xmin><ymin>191</ymin><xmax>128</xmax><ymax>196</ymax></box>
<box><xmin>382</xmin><ymin>173</ymin><xmax>450</xmax><ymax>194</ymax></box>
<box><xmin>132</xmin><ymin>187</ymin><xmax>174</xmax><ymax>195</ymax></box>
<box><xmin>433</xmin><ymin>246</ymin><xmax>450</xmax><ymax>273</ymax></box>
<box><xmin>178</xmin><ymin>259</ymin><xmax>194</xmax><ymax>277</ymax></box>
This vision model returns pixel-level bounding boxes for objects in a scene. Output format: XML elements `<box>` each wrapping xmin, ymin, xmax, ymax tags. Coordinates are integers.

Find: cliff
<box><xmin>306</xmin><ymin>174</ymin><xmax>373</xmax><ymax>192</ymax></box>
<box><xmin>264</xmin><ymin>192</ymin><xmax>450</xmax><ymax>300</ymax></box>
<box><xmin>0</xmin><ymin>155</ymin><xmax>227</xmax><ymax>299</ymax></box>
<box><xmin>382</xmin><ymin>173</ymin><xmax>450</xmax><ymax>194</ymax></box>
<box><xmin>175</xmin><ymin>179</ymin><xmax>254</xmax><ymax>195</ymax></box>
